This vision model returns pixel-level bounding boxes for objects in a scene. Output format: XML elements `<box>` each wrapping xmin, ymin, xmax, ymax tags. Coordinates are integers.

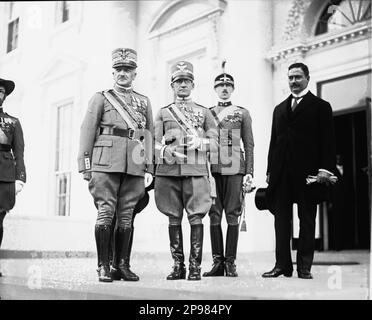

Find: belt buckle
<box><xmin>128</xmin><ymin>128</ymin><xmax>135</xmax><ymax>140</ymax></box>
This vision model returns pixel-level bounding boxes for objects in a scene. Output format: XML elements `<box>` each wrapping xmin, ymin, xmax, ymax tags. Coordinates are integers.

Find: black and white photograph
<box><xmin>0</xmin><ymin>0</ymin><xmax>371</xmax><ymax>308</ymax></box>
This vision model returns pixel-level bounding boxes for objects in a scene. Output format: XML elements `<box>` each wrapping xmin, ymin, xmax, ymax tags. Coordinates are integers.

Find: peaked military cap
<box><xmin>0</xmin><ymin>78</ymin><xmax>15</xmax><ymax>96</ymax></box>
<box><xmin>112</xmin><ymin>48</ymin><xmax>137</xmax><ymax>68</ymax></box>
<box><xmin>171</xmin><ymin>61</ymin><xmax>194</xmax><ymax>83</ymax></box>
<box><xmin>214</xmin><ymin>60</ymin><xmax>234</xmax><ymax>88</ymax></box>
<box><xmin>214</xmin><ymin>73</ymin><xmax>234</xmax><ymax>88</ymax></box>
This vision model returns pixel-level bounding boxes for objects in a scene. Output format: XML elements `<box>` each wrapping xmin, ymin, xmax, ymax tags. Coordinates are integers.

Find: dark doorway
<box><xmin>327</xmin><ymin>107</ymin><xmax>371</xmax><ymax>250</ymax></box>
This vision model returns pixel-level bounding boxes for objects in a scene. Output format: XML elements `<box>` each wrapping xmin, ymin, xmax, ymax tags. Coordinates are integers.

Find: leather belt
<box><xmin>100</xmin><ymin>127</ymin><xmax>135</xmax><ymax>139</ymax></box>
<box><xmin>0</xmin><ymin>144</ymin><xmax>11</xmax><ymax>151</ymax></box>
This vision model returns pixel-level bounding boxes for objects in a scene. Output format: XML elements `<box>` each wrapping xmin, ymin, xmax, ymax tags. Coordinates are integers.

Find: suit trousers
<box><xmin>273</xmin><ymin>169</ymin><xmax>317</xmax><ymax>272</ymax></box>
<box><xmin>89</xmin><ymin>172</ymin><xmax>145</xmax><ymax>227</ymax></box>
<box><xmin>208</xmin><ymin>174</ymin><xmax>244</xmax><ymax>225</ymax></box>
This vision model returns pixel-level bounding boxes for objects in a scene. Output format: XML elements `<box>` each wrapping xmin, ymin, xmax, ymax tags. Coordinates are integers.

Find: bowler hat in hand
<box><xmin>254</xmin><ymin>188</ymin><xmax>271</xmax><ymax>212</ymax></box>
<box><xmin>133</xmin><ymin>179</ymin><xmax>155</xmax><ymax>214</ymax></box>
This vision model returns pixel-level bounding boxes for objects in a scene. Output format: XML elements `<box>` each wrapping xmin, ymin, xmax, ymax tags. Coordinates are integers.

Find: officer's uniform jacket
<box><xmin>78</xmin><ymin>89</ymin><xmax>154</xmax><ymax>177</ymax></box>
<box><xmin>0</xmin><ymin>108</ymin><xmax>26</xmax><ymax>183</ymax></box>
<box><xmin>154</xmin><ymin>100</ymin><xmax>218</xmax><ymax>177</ymax></box>
<box><xmin>209</xmin><ymin>103</ymin><xmax>254</xmax><ymax>176</ymax></box>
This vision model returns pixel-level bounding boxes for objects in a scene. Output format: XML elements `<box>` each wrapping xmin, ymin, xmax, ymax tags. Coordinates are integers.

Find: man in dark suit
<box><xmin>0</xmin><ymin>78</ymin><xmax>26</xmax><ymax>277</ymax></box>
<box><xmin>263</xmin><ymin>63</ymin><xmax>336</xmax><ymax>279</ymax></box>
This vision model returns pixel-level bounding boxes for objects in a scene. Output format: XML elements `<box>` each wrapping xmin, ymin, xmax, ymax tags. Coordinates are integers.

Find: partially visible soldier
<box><xmin>78</xmin><ymin>48</ymin><xmax>154</xmax><ymax>282</ymax></box>
<box><xmin>0</xmin><ymin>78</ymin><xmax>26</xmax><ymax>277</ymax></box>
<box><xmin>154</xmin><ymin>61</ymin><xmax>218</xmax><ymax>281</ymax></box>
<box><xmin>203</xmin><ymin>62</ymin><xmax>254</xmax><ymax>277</ymax></box>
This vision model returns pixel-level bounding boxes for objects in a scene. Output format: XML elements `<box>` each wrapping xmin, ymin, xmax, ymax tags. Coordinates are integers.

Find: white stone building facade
<box><xmin>0</xmin><ymin>0</ymin><xmax>370</xmax><ymax>254</ymax></box>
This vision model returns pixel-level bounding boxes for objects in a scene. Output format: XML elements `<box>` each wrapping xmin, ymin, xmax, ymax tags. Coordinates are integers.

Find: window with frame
<box><xmin>55</xmin><ymin>102</ymin><xmax>73</xmax><ymax>216</ymax></box>
<box><xmin>6</xmin><ymin>2</ymin><xmax>20</xmax><ymax>53</ymax></box>
<box><xmin>315</xmin><ymin>0</ymin><xmax>371</xmax><ymax>36</ymax></box>
<box><xmin>55</xmin><ymin>1</ymin><xmax>71</xmax><ymax>24</ymax></box>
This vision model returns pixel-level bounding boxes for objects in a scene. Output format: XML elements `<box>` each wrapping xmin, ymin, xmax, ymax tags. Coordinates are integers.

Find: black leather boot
<box><xmin>95</xmin><ymin>225</ymin><xmax>113</xmax><ymax>282</ymax></box>
<box><xmin>112</xmin><ymin>227</ymin><xmax>139</xmax><ymax>281</ymax></box>
<box><xmin>167</xmin><ymin>225</ymin><xmax>186</xmax><ymax>280</ymax></box>
<box><xmin>203</xmin><ymin>225</ymin><xmax>225</xmax><ymax>277</ymax></box>
<box><xmin>225</xmin><ymin>225</ymin><xmax>239</xmax><ymax>277</ymax></box>
<box><xmin>108</xmin><ymin>215</ymin><xmax>116</xmax><ymax>268</ymax></box>
<box><xmin>188</xmin><ymin>224</ymin><xmax>203</xmax><ymax>281</ymax></box>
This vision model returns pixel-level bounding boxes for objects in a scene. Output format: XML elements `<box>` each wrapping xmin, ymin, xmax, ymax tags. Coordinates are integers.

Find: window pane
<box><xmin>315</xmin><ymin>0</ymin><xmax>371</xmax><ymax>36</ymax></box>
<box><xmin>320</xmin><ymin>72</ymin><xmax>371</xmax><ymax>111</ymax></box>
<box><xmin>7</xmin><ymin>18</ymin><xmax>19</xmax><ymax>53</ymax></box>
<box><xmin>55</xmin><ymin>102</ymin><xmax>72</xmax><ymax>216</ymax></box>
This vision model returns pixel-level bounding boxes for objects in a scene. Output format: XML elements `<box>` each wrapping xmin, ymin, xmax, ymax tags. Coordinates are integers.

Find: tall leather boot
<box><xmin>166</xmin><ymin>225</ymin><xmax>186</xmax><ymax>280</ymax></box>
<box><xmin>108</xmin><ymin>215</ymin><xmax>116</xmax><ymax>268</ymax></box>
<box><xmin>188</xmin><ymin>224</ymin><xmax>203</xmax><ymax>281</ymax></box>
<box><xmin>95</xmin><ymin>224</ymin><xmax>113</xmax><ymax>282</ymax></box>
<box><xmin>225</xmin><ymin>224</ymin><xmax>239</xmax><ymax>277</ymax></box>
<box><xmin>203</xmin><ymin>225</ymin><xmax>225</xmax><ymax>277</ymax></box>
<box><xmin>112</xmin><ymin>227</ymin><xmax>139</xmax><ymax>281</ymax></box>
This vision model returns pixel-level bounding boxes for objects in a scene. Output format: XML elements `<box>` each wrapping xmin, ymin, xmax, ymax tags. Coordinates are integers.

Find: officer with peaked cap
<box><xmin>0</xmin><ymin>78</ymin><xmax>26</xmax><ymax>277</ymax></box>
<box><xmin>78</xmin><ymin>48</ymin><xmax>154</xmax><ymax>282</ymax></box>
<box><xmin>154</xmin><ymin>61</ymin><xmax>218</xmax><ymax>281</ymax></box>
<box><xmin>203</xmin><ymin>61</ymin><xmax>254</xmax><ymax>278</ymax></box>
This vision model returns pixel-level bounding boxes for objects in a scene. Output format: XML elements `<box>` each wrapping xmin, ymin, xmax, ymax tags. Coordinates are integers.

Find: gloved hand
<box><xmin>266</xmin><ymin>173</ymin><xmax>270</xmax><ymax>184</ymax></box>
<box><xmin>164</xmin><ymin>145</ymin><xmax>187</xmax><ymax>163</ymax></box>
<box><xmin>15</xmin><ymin>180</ymin><xmax>24</xmax><ymax>195</ymax></box>
<box><xmin>144</xmin><ymin>173</ymin><xmax>153</xmax><ymax>188</ymax></box>
<box><xmin>83</xmin><ymin>172</ymin><xmax>92</xmax><ymax>181</ymax></box>
<box><xmin>243</xmin><ymin>174</ymin><xmax>254</xmax><ymax>193</ymax></box>
<box><xmin>316</xmin><ymin>171</ymin><xmax>331</xmax><ymax>186</ymax></box>
<box><xmin>185</xmin><ymin>135</ymin><xmax>201</xmax><ymax>150</ymax></box>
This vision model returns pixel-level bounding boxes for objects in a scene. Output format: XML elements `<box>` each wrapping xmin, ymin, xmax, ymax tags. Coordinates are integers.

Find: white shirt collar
<box><xmin>176</xmin><ymin>96</ymin><xmax>191</xmax><ymax>103</ymax></box>
<box><xmin>292</xmin><ymin>88</ymin><xmax>309</xmax><ymax>98</ymax></box>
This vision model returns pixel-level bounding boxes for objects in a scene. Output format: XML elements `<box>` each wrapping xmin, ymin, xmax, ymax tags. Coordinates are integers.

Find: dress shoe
<box><xmin>225</xmin><ymin>261</ymin><xmax>238</xmax><ymax>277</ymax></box>
<box><xmin>297</xmin><ymin>270</ymin><xmax>313</xmax><ymax>279</ymax></box>
<box><xmin>262</xmin><ymin>267</ymin><xmax>293</xmax><ymax>278</ymax></box>
<box><xmin>203</xmin><ymin>261</ymin><xmax>225</xmax><ymax>277</ymax></box>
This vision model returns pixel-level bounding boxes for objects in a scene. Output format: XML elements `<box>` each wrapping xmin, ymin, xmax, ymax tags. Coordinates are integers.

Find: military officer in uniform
<box><xmin>203</xmin><ymin>63</ymin><xmax>254</xmax><ymax>277</ymax></box>
<box><xmin>78</xmin><ymin>48</ymin><xmax>154</xmax><ymax>282</ymax></box>
<box><xmin>0</xmin><ymin>78</ymin><xmax>26</xmax><ymax>277</ymax></box>
<box><xmin>154</xmin><ymin>61</ymin><xmax>218</xmax><ymax>281</ymax></box>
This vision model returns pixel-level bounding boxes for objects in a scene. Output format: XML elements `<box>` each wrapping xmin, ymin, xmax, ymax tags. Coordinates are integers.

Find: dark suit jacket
<box><xmin>266</xmin><ymin>91</ymin><xmax>336</xmax><ymax>207</ymax></box>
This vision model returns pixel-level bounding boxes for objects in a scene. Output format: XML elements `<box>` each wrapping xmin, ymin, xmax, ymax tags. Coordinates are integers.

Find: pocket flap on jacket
<box><xmin>94</xmin><ymin>140</ymin><xmax>113</xmax><ymax>147</ymax></box>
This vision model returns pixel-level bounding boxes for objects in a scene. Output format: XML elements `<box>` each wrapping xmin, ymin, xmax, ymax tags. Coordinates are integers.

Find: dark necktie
<box><xmin>292</xmin><ymin>96</ymin><xmax>302</xmax><ymax>110</ymax></box>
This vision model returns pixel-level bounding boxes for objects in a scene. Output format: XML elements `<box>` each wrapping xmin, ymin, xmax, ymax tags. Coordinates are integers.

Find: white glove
<box><xmin>186</xmin><ymin>135</ymin><xmax>201</xmax><ymax>150</ymax></box>
<box><xmin>144</xmin><ymin>173</ymin><xmax>153</xmax><ymax>188</ymax></box>
<box><xmin>15</xmin><ymin>180</ymin><xmax>24</xmax><ymax>195</ymax></box>
<box><xmin>243</xmin><ymin>174</ymin><xmax>255</xmax><ymax>193</ymax></box>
